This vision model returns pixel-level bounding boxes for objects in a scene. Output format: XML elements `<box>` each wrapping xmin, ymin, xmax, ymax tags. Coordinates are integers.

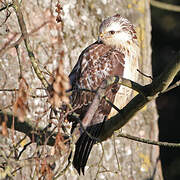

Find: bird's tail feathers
<box><xmin>72</xmin><ymin>118</ymin><xmax>106</xmax><ymax>175</ymax></box>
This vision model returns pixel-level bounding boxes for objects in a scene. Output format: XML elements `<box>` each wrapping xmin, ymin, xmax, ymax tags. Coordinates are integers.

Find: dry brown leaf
<box><xmin>13</xmin><ymin>77</ymin><xmax>29</xmax><ymax>122</ymax></box>
<box><xmin>0</xmin><ymin>114</ymin><xmax>8</xmax><ymax>136</ymax></box>
<box><xmin>55</xmin><ymin>1</ymin><xmax>63</xmax><ymax>23</ymax></box>
<box><xmin>54</xmin><ymin>131</ymin><xmax>67</xmax><ymax>154</ymax></box>
<box><xmin>2</xmin><ymin>121</ymin><xmax>8</xmax><ymax>136</ymax></box>
<box><xmin>49</xmin><ymin>59</ymin><xmax>70</xmax><ymax>108</ymax></box>
<box><xmin>40</xmin><ymin>159</ymin><xmax>53</xmax><ymax>180</ymax></box>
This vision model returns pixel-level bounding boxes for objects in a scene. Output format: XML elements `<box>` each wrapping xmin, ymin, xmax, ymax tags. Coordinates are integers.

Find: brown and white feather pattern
<box><xmin>68</xmin><ymin>14</ymin><xmax>139</xmax><ymax>174</ymax></box>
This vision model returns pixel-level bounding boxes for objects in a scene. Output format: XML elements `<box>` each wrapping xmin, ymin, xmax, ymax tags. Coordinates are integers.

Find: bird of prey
<box><xmin>68</xmin><ymin>14</ymin><xmax>139</xmax><ymax>174</ymax></box>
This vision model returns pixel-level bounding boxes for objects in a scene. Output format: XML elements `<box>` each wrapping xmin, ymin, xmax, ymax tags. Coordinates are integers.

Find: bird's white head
<box><xmin>99</xmin><ymin>14</ymin><xmax>137</xmax><ymax>48</ymax></box>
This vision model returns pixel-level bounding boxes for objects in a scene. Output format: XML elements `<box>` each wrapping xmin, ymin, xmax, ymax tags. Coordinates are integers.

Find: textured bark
<box><xmin>0</xmin><ymin>0</ymin><xmax>163</xmax><ymax>179</ymax></box>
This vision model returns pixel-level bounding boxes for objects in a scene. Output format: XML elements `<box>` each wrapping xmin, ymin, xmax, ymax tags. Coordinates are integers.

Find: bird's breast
<box><xmin>108</xmin><ymin>44</ymin><xmax>139</xmax><ymax>119</ymax></box>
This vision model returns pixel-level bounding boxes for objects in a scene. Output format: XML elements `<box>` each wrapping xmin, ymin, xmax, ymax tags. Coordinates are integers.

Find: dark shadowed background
<box><xmin>151</xmin><ymin>1</ymin><xmax>180</xmax><ymax>179</ymax></box>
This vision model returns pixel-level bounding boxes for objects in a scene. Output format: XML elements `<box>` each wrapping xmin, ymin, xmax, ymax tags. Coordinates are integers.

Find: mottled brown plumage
<box><xmin>69</xmin><ymin>14</ymin><xmax>139</xmax><ymax>174</ymax></box>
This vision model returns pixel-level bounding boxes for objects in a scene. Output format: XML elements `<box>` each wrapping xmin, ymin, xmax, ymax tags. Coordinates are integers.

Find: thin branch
<box><xmin>162</xmin><ymin>80</ymin><xmax>180</xmax><ymax>94</ymax></box>
<box><xmin>0</xmin><ymin>33</ymin><xmax>21</xmax><ymax>57</ymax></box>
<box><xmin>118</xmin><ymin>132</ymin><xmax>180</xmax><ymax>148</ymax></box>
<box><xmin>30</xmin><ymin>95</ymin><xmax>48</xmax><ymax>98</ymax></box>
<box><xmin>151</xmin><ymin>0</ymin><xmax>180</xmax><ymax>12</ymax></box>
<box><xmin>13</xmin><ymin>0</ymin><xmax>49</xmax><ymax>88</ymax></box>
<box><xmin>113</xmin><ymin>133</ymin><xmax>121</xmax><ymax>171</ymax></box>
<box><xmin>0</xmin><ymin>88</ymin><xmax>18</xmax><ymax>91</ymax></box>
<box><xmin>137</xmin><ymin>69</ymin><xmax>153</xmax><ymax>80</ymax></box>
<box><xmin>0</xmin><ymin>21</ymin><xmax>54</xmax><ymax>57</ymax></box>
<box><xmin>11</xmin><ymin>167</ymin><xmax>22</xmax><ymax>176</ymax></box>
<box><xmin>0</xmin><ymin>104</ymin><xmax>13</xmax><ymax>111</ymax></box>
<box><xmin>0</xmin><ymin>2</ymin><xmax>11</xmax><ymax>26</ymax></box>
<box><xmin>104</xmin><ymin>96</ymin><xmax>121</xmax><ymax>114</ymax></box>
<box><xmin>53</xmin><ymin>136</ymin><xmax>75</xmax><ymax>179</ymax></box>
<box><xmin>98</xmin><ymin>53</ymin><xmax>180</xmax><ymax>140</ymax></box>
<box><xmin>0</xmin><ymin>3</ymin><xmax>13</xmax><ymax>12</ymax></box>
<box><xmin>0</xmin><ymin>111</ymin><xmax>56</xmax><ymax>146</ymax></box>
<box><xmin>71</xmin><ymin>113</ymin><xmax>100</xmax><ymax>142</ymax></box>
<box><xmin>15</xmin><ymin>45</ymin><xmax>22</xmax><ymax>78</ymax></box>
<box><xmin>78</xmin><ymin>88</ymin><xmax>97</xmax><ymax>93</ymax></box>
<box><xmin>95</xmin><ymin>143</ymin><xmax>104</xmax><ymax>179</ymax></box>
<box><xmin>7</xmin><ymin>135</ymin><xmax>28</xmax><ymax>159</ymax></box>
<box><xmin>18</xmin><ymin>141</ymin><xmax>32</xmax><ymax>160</ymax></box>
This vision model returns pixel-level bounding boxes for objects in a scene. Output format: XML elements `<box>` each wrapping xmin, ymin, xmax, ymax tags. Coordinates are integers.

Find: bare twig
<box><xmin>118</xmin><ymin>132</ymin><xmax>180</xmax><ymax>148</ymax></box>
<box><xmin>0</xmin><ymin>21</ymin><xmax>54</xmax><ymax>57</ymax></box>
<box><xmin>78</xmin><ymin>88</ymin><xmax>96</xmax><ymax>93</ymax></box>
<box><xmin>0</xmin><ymin>1</ymin><xmax>12</xmax><ymax>26</ymax></box>
<box><xmin>30</xmin><ymin>95</ymin><xmax>48</xmax><ymax>98</ymax></box>
<box><xmin>13</xmin><ymin>0</ymin><xmax>49</xmax><ymax>88</ymax></box>
<box><xmin>0</xmin><ymin>111</ymin><xmax>56</xmax><ymax>146</ymax></box>
<box><xmin>71</xmin><ymin>113</ymin><xmax>100</xmax><ymax>142</ymax></box>
<box><xmin>17</xmin><ymin>141</ymin><xmax>32</xmax><ymax>159</ymax></box>
<box><xmin>0</xmin><ymin>104</ymin><xmax>13</xmax><ymax>111</ymax></box>
<box><xmin>0</xmin><ymin>33</ymin><xmax>21</xmax><ymax>57</ymax></box>
<box><xmin>0</xmin><ymin>2</ymin><xmax>13</xmax><ymax>12</ymax></box>
<box><xmin>95</xmin><ymin>143</ymin><xmax>104</xmax><ymax>179</ymax></box>
<box><xmin>7</xmin><ymin>135</ymin><xmax>28</xmax><ymax>159</ymax></box>
<box><xmin>0</xmin><ymin>88</ymin><xmax>18</xmax><ymax>91</ymax></box>
<box><xmin>151</xmin><ymin>0</ymin><xmax>180</xmax><ymax>12</ymax></box>
<box><xmin>11</xmin><ymin>167</ymin><xmax>22</xmax><ymax>176</ymax></box>
<box><xmin>137</xmin><ymin>69</ymin><xmax>153</xmax><ymax>80</ymax></box>
<box><xmin>53</xmin><ymin>135</ymin><xmax>75</xmax><ymax>179</ymax></box>
<box><xmin>113</xmin><ymin>133</ymin><xmax>121</xmax><ymax>171</ymax></box>
<box><xmin>104</xmin><ymin>96</ymin><xmax>121</xmax><ymax>114</ymax></box>
<box><xmin>162</xmin><ymin>80</ymin><xmax>180</xmax><ymax>94</ymax></box>
<box><xmin>15</xmin><ymin>44</ymin><xmax>22</xmax><ymax>78</ymax></box>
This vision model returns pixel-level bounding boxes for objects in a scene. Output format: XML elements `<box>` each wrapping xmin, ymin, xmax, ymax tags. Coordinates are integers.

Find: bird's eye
<box><xmin>109</xmin><ymin>30</ymin><xmax>115</xmax><ymax>35</ymax></box>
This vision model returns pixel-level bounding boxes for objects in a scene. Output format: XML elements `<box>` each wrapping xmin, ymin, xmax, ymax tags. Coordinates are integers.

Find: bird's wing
<box><xmin>69</xmin><ymin>41</ymin><xmax>99</xmax><ymax>89</ymax></box>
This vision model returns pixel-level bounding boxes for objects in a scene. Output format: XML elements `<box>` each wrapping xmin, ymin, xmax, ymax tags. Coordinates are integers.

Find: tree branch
<box><xmin>118</xmin><ymin>132</ymin><xmax>180</xmax><ymax>148</ymax></box>
<box><xmin>0</xmin><ymin>21</ymin><xmax>54</xmax><ymax>57</ymax></box>
<box><xmin>0</xmin><ymin>3</ymin><xmax>13</xmax><ymax>12</ymax></box>
<box><xmin>151</xmin><ymin>0</ymin><xmax>180</xmax><ymax>12</ymax></box>
<box><xmin>98</xmin><ymin>53</ymin><xmax>180</xmax><ymax>140</ymax></box>
<box><xmin>162</xmin><ymin>80</ymin><xmax>180</xmax><ymax>94</ymax></box>
<box><xmin>0</xmin><ymin>111</ymin><xmax>56</xmax><ymax>146</ymax></box>
<box><xmin>12</xmin><ymin>0</ymin><xmax>49</xmax><ymax>88</ymax></box>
